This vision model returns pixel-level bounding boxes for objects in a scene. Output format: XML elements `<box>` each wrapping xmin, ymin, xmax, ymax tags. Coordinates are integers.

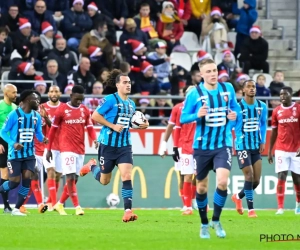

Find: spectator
<box><xmin>239</xmin><ymin>26</ymin><xmax>269</xmax><ymax>74</ymax></box>
<box><xmin>43</xmin><ymin>59</ymin><xmax>67</xmax><ymax>91</ymax></box>
<box><xmin>211</xmin><ymin>0</ymin><xmax>236</xmax><ymax>29</ymax></box>
<box><xmin>269</xmin><ymin>71</ymin><xmax>285</xmax><ymax>96</ymax></box>
<box><xmin>134</xmin><ymin>2</ymin><xmax>159</xmax><ymax>43</ymax></box>
<box><xmin>147</xmin><ymin>40</ymin><xmax>171</xmax><ymax>91</ymax></box>
<box><xmin>170</xmin><ymin>64</ymin><xmax>189</xmax><ymax>102</ymax></box>
<box><xmin>124</xmin><ymin>0</ymin><xmax>156</xmax><ymax>18</ymax></box>
<box><xmin>156</xmin><ymin>1</ymin><xmax>184</xmax><ymax>55</ymax></box>
<box><xmin>218</xmin><ymin>70</ymin><xmax>229</xmax><ymax>83</ymax></box>
<box><xmin>190</xmin><ymin>50</ymin><xmax>211</xmax><ymax>71</ymax></box>
<box><xmin>40</xmin><ymin>21</ymin><xmax>55</xmax><ymax>57</ymax></box>
<box><xmin>186</xmin><ymin>69</ymin><xmax>201</xmax><ymax>86</ymax></box>
<box><xmin>67</xmin><ymin>57</ymin><xmax>96</xmax><ymax>94</ymax></box>
<box><xmin>46</xmin><ymin>38</ymin><xmax>77</xmax><ymax>78</ymax></box>
<box><xmin>34</xmin><ymin>75</ymin><xmax>47</xmax><ymax>94</ymax></box>
<box><xmin>234</xmin><ymin>73</ymin><xmax>249</xmax><ymax>88</ymax></box>
<box><xmin>150</xmin><ymin>93</ymin><xmax>172</xmax><ymax>126</ymax></box>
<box><xmin>31</xmin><ymin>0</ymin><xmax>69</xmax><ymax>15</ymax></box>
<box><xmin>0</xmin><ymin>5</ymin><xmax>21</xmax><ymax>33</ymax></box>
<box><xmin>61</xmin><ymin>0</ymin><xmax>93</xmax><ymax>52</ymax></box>
<box><xmin>235</xmin><ymin>85</ymin><xmax>243</xmax><ymax>98</ymax></box>
<box><xmin>9</xmin><ymin>44</ymin><xmax>31</xmax><ymax>77</ymax></box>
<box><xmin>168</xmin><ymin>0</ymin><xmax>192</xmax><ymax>29</ymax></box>
<box><xmin>232</xmin><ymin>0</ymin><xmax>258</xmax><ymax>57</ymax></box>
<box><xmin>79</xmin><ymin>20</ymin><xmax>113</xmax><ymax>70</ymax></box>
<box><xmin>64</xmin><ymin>84</ymin><xmax>74</xmax><ymax>95</ymax></box>
<box><xmin>24</xmin><ymin>0</ymin><xmax>57</xmax><ymax>35</ymax></box>
<box><xmin>137</xmin><ymin>98</ymin><xmax>152</xmax><ymax>121</ymax></box>
<box><xmin>119</xmin><ymin>18</ymin><xmax>148</xmax><ymax>61</ymax></box>
<box><xmin>98</xmin><ymin>0</ymin><xmax>128</xmax><ymax>30</ymax></box>
<box><xmin>134</xmin><ymin>61</ymin><xmax>160</xmax><ymax>95</ymax></box>
<box><xmin>87</xmin><ymin>2</ymin><xmax>116</xmax><ymax>45</ymax></box>
<box><xmin>98</xmin><ymin>67</ymin><xmax>109</xmax><ymax>82</ymax></box>
<box><xmin>186</xmin><ymin>0</ymin><xmax>210</xmax><ymax>37</ymax></box>
<box><xmin>201</xmin><ymin>7</ymin><xmax>229</xmax><ymax>50</ymax></box>
<box><xmin>0</xmin><ymin>27</ymin><xmax>13</xmax><ymax>67</ymax></box>
<box><xmin>87</xmin><ymin>46</ymin><xmax>106</xmax><ymax>77</ymax></box>
<box><xmin>83</xmin><ymin>81</ymin><xmax>103</xmax><ymax>113</ymax></box>
<box><xmin>120</xmin><ymin>61</ymin><xmax>131</xmax><ymax>74</ymax></box>
<box><xmin>217</xmin><ymin>50</ymin><xmax>240</xmax><ymax>78</ymax></box>
<box><xmin>256</xmin><ymin>74</ymin><xmax>270</xmax><ymax>97</ymax></box>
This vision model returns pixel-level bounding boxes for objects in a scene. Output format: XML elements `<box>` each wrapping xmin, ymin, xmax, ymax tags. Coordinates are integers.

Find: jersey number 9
<box><xmin>243</xmin><ymin>121</ymin><xmax>259</xmax><ymax>132</ymax></box>
<box><xmin>19</xmin><ymin>132</ymin><xmax>34</xmax><ymax>143</ymax></box>
<box><xmin>117</xmin><ymin>117</ymin><xmax>130</xmax><ymax>128</ymax></box>
<box><xmin>205</xmin><ymin>112</ymin><xmax>226</xmax><ymax>127</ymax></box>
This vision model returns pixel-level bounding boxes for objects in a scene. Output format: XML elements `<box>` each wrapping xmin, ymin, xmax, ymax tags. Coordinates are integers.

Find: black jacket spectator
<box><xmin>98</xmin><ymin>0</ymin><xmax>128</xmax><ymax>20</ymax></box>
<box><xmin>0</xmin><ymin>36</ymin><xmax>13</xmax><ymax>67</ymax></box>
<box><xmin>68</xmin><ymin>69</ymin><xmax>97</xmax><ymax>94</ymax></box>
<box><xmin>31</xmin><ymin>0</ymin><xmax>69</xmax><ymax>14</ymax></box>
<box><xmin>43</xmin><ymin>72</ymin><xmax>67</xmax><ymax>92</ymax></box>
<box><xmin>0</xmin><ymin>7</ymin><xmax>22</xmax><ymax>33</ymax></box>
<box><xmin>134</xmin><ymin>73</ymin><xmax>160</xmax><ymax>95</ymax></box>
<box><xmin>24</xmin><ymin>10</ymin><xmax>57</xmax><ymax>34</ymax></box>
<box><xmin>269</xmin><ymin>81</ymin><xmax>285</xmax><ymax>96</ymax></box>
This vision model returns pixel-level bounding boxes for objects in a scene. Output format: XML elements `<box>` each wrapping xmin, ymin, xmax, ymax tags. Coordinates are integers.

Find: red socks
<box><xmin>23</xmin><ymin>188</ymin><xmax>33</xmax><ymax>205</ymax></box>
<box><xmin>183</xmin><ymin>182</ymin><xmax>192</xmax><ymax>207</ymax></box>
<box><xmin>294</xmin><ymin>184</ymin><xmax>300</xmax><ymax>202</ymax></box>
<box><xmin>59</xmin><ymin>183</ymin><xmax>69</xmax><ymax>204</ymax></box>
<box><xmin>277</xmin><ymin>179</ymin><xmax>286</xmax><ymax>209</ymax></box>
<box><xmin>31</xmin><ymin>180</ymin><xmax>43</xmax><ymax>206</ymax></box>
<box><xmin>191</xmin><ymin>184</ymin><xmax>196</xmax><ymax>199</ymax></box>
<box><xmin>47</xmin><ymin>179</ymin><xmax>57</xmax><ymax>206</ymax></box>
<box><xmin>180</xmin><ymin>188</ymin><xmax>184</xmax><ymax>206</ymax></box>
<box><xmin>66</xmin><ymin>179</ymin><xmax>79</xmax><ymax>207</ymax></box>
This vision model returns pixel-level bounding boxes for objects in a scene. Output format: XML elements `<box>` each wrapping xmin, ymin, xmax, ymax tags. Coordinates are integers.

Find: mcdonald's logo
<box><xmin>164</xmin><ymin>167</ymin><xmax>181</xmax><ymax>199</ymax></box>
<box><xmin>112</xmin><ymin>166</ymin><xmax>147</xmax><ymax>198</ymax></box>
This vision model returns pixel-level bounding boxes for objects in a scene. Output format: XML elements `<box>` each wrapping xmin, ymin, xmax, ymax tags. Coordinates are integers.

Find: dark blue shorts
<box><xmin>7</xmin><ymin>156</ymin><xmax>36</xmax><ymax>177</ymax></box>
<box><xmin>236</xmin><ymin>149</ymin><xmax>262</xmax><ymax>169</ymax></box>
<box><xmin>193</xmin><ymin>147</ymin><xmax>232</xmax><ymax>181</ymax></box>
<box><xmin>98</xmin><ymin>144</ymin><xmax>133</xmax><ymax>174</ymax></box>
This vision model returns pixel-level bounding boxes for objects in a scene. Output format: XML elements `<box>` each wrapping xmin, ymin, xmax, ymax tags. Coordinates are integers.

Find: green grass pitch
<box><xmin>1</xmin><ymin>209</ymin><xmax>299</xmax><ymax>250</ymax></box>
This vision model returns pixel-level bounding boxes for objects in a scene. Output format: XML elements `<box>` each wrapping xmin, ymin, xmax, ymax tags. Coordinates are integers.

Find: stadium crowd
<box><xmin>0</xmin><ymin>0</ymin><xmax>288</xmax><ymax>125</ymax></box>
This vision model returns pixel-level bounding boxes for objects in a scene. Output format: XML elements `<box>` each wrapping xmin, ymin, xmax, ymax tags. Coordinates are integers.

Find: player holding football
<box><xmin>0</xmin><ymin>84</ymin><xmax>17</xmax><ymax>213</ymax></box>
<box><xmin>268</xmin><ymin>86</ymin><xmax>300</xmax><ymax>215</ymax></box>
<box><xmin>181</xmin><ymin>59</ymin><xmax>239</xmax><ymax>238</ymax></box>
<box><xmin>0</xmin><ymin>90</ymin><xmax>48</xmax><ymax>216</ymax></box>
<box><xmin>231</xmin><ymin>80</ymin><xmax>268</xmax><ymax>217</ymax></box>
<box><xmin>46</xmin><ymin>85</ymin><xmax>97</xmax><ymax>216</ymax></box>
<box><xmin>80</xmin><ymin>69</ymin><xmax>149</xmax><ymax>222</ymax></box>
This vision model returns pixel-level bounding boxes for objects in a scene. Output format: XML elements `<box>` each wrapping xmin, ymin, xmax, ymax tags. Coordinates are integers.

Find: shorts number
<box><xmin>181</xmin><ymin>158</ymin><xmax>189</xmax><ymax>166</ymax></box>
<box><xmin>99</xmin><ymin>156</ymin><xmax>104</xmax><ymax>165</ymax></box>
<box><xmin>205</xmin><ymin>112</ymin><xmax>226</xmax><ymax>127</ymax></box>
<box><xmin>243</xmin><ymin>121</ymin><xmax>259</xmax><ymax>132</ymax></box>
<box><xmin>117</xmin><ymin>117</ymin><xmax>130</xmax><ymax>128</ymax></box>
<box><xmin>19</xmin><ymin>132</ymin><xmax>34</xmax><ymax>143</ymax></box>
<box><xmin>65</xmin><ymin>156</ymin><xmax>75</xmax><ymax>165</ymax></box>
<box><xmin>277</xmin><ymin>156</ymin><xmax>282</xmax><ymax>164</ymax></box>
<box><xmin>238</xmin><ymin>150</ymin><xmax>248</xmax><ymax>160</ymax></box>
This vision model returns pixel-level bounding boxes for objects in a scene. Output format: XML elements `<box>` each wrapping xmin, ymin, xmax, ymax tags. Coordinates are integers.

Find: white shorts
<box><xmin>275</xmin><ymin>150</ymin><xmax>300</xmax><ymax>174</ymax></box>
<box><xmin>174</xmin><ymin>148</ymin><xmax>182</xmax><ymax>171</ymax></box>
<box><xmin>60</xmin><ymin>152</ymin><xmax>85</xmax><ymax>176</ymax></box>
<box><xmin>35</xmin><ymin>155</ymin><xmax>43</xmax><ymax>172</ymax></box>
<box><xmin>180</xmin><ymin>154</ymin><xmax>195</xmax><ymax>175</ymax></box>
<box><xmin>43</xmin><ymin>149</ymin><xmax>62</xmax><ymax>173</ymax></box>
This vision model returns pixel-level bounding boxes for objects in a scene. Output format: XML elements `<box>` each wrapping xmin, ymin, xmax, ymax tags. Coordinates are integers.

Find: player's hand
<box><xmin>13</xmin><ymin>143</ymin><xmax>23</xmax><ymax>151</ymax></box>
<box><xmin>139</xmin><ymin>120</ymin><xmax>149</xmax><ymax>129</ymax></box>
<box><xmin>113</xmin><ymin>124</ymin><xmax>124</xmax><ymax>133</ymax></box>
<box><xmin>94</xmin><ymin>140</ymin><xmax>99</xmax><ymax>150</ymax></box>
<box><xmin>172</xmin><ymin>147</ymin><xmax>180</xmax><ymax>162</ymax></box>
<box><xmin>43</xmin><ymin>137</ymin><xmax>49</xmax><ymax>144</ymax></box>
<box><xmin>268</xmin><ymin>152</ymin><xmax>273</xmax><ymax>164</ymax></box>
<box><xmin>227</xmin><ymin>110</ymin><xmax>237</xmax><ymax>121</ymax></box>
<box><xmin>46</xmin><ymin>150</ymin><xmax>52</xmax><ymax>163</ymax></box>
<box><xmin>39</xmin><ymin>105</ymin><xmax>48</xmax><ymax>118</ymax></box>
<box><xmin>0</xmin><ymin>144</ymin><xmax>5</xmax><ymax>154</ymax></box>
<box><xmin>197</xmin><ymin>102</ymin><xmax>208</xmax><ymax>118</ymax></box>
<box><xmin>259</xmin><ymin>143</ymin><xmax>265</xmax><ymax>153</ymax></box>
<box><xmin>159</xmin><ymin>141</ymin><xmax>167</xmax><ymax>158</ymax></box>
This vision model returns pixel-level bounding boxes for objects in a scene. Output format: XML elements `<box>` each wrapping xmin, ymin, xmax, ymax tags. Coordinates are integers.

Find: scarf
<box><xmin>40</xmin><ymin>34</ymin><xmax>53</xmax><ymax>50</ymax></box>
<box><xmin>140</xmin><ymin>16</ymin><xmax>158</xmax><ymax>38</ymax></box>
<box><xmin>47</xmin><ymin>72</ymin><xmax>59</xmax><ymax>85</ymax></box>
<box><xmin>160</xmin><ymin>12</ymin><xmax>180</xmax><ymax>24</ymax></box>
<box><xmin>190</xmin><ymin>0</ymin><xmax>211</xmax><ymax>18</ymax></box>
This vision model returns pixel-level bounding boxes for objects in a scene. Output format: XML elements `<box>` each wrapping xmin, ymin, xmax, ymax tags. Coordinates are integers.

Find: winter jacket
<box><xmin>217</xmin><ymin>62</ymin><xmax>238</xmax><ymax>77</ymax></box>
<box><xmin>0</xmin><ymin>13</ymin><xmax>22</xmax><ymax>33</ymax></box>
<box><xmin>156</xmin><ymin>19</ymin><xmax>184</xmax><ymax>41</ymax></box>
<box><xmin>31</xmin><ymin>0</ymin><xmax>69</xmax><ymax>14</ymax></box>
<box><xmin>24</xmin><ymin>10</ymin><xmax>57</xmax><ymax>34</ymax></box>
<box><xmin>134</xmin><ymin>73</ymin><xmax>160</xmax><ymax>95</ymax></box>
<box><xmin>43</xmin><ymin>71</ymin><xmax>68</xmax><ymax>92</ymax></box>
<box><xmin>98</xmin><ymin>0</ymin><xmax>128</xmax><ymax>20</ymax></box>
<box><xmin>269</xmin><ymin>81</ymin><xmax>285</xmax><ymax>96</ymax></box>
<box><xmin>232</xmin><ymin>0</ymin><xmax>257</xmax><ymax>35</ymax></box>
<box><xmin>46</xmin><ymin>48</ymin><xmax>77</xmax><ymax>77</ymax></box>
<box><xmin>147</xmin><ymin>52</ymin><xmax>170</xmax><ymax>83</ymax></box>
<box><xmin>201</xmin><ymin>15</ymin><xmax>229</xmax><ymax>36</ymax></box>
<box><xmin>78</xmin><ymin>30</ymin><xmax>113</xmax><ymax>70</ymax></box>
<box><xmin>211</xmin><ymin>0</ymin><xmax>235</xmax><ymax>17</ymax></box>
<box><xmin>67</xmin><ymin>69</ymin><xmax>97</xmax><ymax>94</ymax></box>
<box><xmin>0</xmin><ymin>0</ymin><xmax>14</xmax><ymax>14</ymax></box>
<box><xmin>256</xmin><ymin>84</ymin><xmax>270</xmax><ymax>97</ymax></box>
<box><xmin>239</xmin><ymin>37</ymin><xmax>268</xmax><ymax>63</ymax></box>
<box><xmin>0</xmin><ymin>37</ymin><xmax>13</xmax><ymax>66</ymax></box>
<box><xmin>168</xmin><ymin>0</ymin><xmax>192</xmax><ymax>20</ymax></box>
<box><xmin>61</xmin><ymin>9</ymin><xmax>93</xmax><ymax>39</ymax></box>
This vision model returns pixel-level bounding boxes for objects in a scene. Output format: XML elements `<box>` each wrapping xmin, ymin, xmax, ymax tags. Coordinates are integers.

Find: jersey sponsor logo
<box><xmin>65</xmin><ymin>117</ymin><xmax>86</xmax><ymax>124</ymax></box>
<box><xmin>278</xmin><ymin>117</ymin><xmax>298</xmax><ymax>124</ymax></box>
<box><xmin>220</xmin><ymin>92</ymin><xmax>230</xmax><ymax>96</ymax></box>
<box><xmin>98</xmin><ymin>98</ymin><xmax>106</xmax><ymax>108</ymax></box>
<box><xmin>65</xmin><ymin>110</ymin><xmax>72</xmax><ymax>114</ymax></box>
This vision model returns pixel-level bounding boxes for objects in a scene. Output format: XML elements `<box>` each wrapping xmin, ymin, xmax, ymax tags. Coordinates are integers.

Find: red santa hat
<box><xmin>19</xmin><ymin>18</ymin><xmax>31</xmax><ymax>30</ymax></box>
<box><xmin>87</xmin><ymin>2</ymin><xmax>98</xmax><ymax>11</ymax></box>
<box><xmin>222</xmin><ymin>50</ymin><xmax>234</xmax><ymax>60</ymax></box>
<box><xmin>139</xmin><ymin>98</ymin><xmax>150</xmax><ymax>105</ymax></box>
<box><xmin>218</xmin><ymin>70</ymin><xmax>229</xmax><ymax>80</ymax></box>
<box><xmin>211</xmin><ymin>6</ymin><xmax>222</xmax><ymax>16</ymax></box>
<box><xmin>34</xmin><ymin>76</ymin><xmax>47</xmax><ymax>88</ymax></box>
<box><xmin>64</xmin><ymin>84</ymin><xmax>74</xmax><ymax>94</ymax></box>
<box><xmin>237</xmin><ymin>73</ymin><xmax>250</xmax><ymax>82</ymax></box>
<box><xmin>250</xmin><ymin>25</ymin><xmax>261</xmax><ymax>34</ymax></box>
<box><xmin>41</xmin><ymin>21</ymin><xmax>53</xmax><ymax>34</ymax></box>
<box><xmin>124</xmin><ymin>39</ymin><xmax>145</xmax><ymax>53</ymax></box>
<box><xmin>88</xmin><ymin>46</ymin><xmax>101</xmax><ymax>58</ymax></box>
<box><xmin>73</xmin><ymin>0</ymin><xmax>84</xmax><ymax>5</ymax></box>
<box><xmin>197</xmin><ymin>50</ymin><xmax>210</xmax><ymax>62</ymax></box>
<box><xmin>17</xmin><ymin>62</ymin><xmax>32</xmax><ymax>74</ymax></box>
<box><xmin>141</xmin><ymin>61</ymin><xmax>153</xmax><ymax>73</ymax></box>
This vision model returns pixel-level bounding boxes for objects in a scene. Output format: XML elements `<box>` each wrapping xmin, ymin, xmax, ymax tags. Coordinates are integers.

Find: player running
<box><xmin>0</xmin><ymin>90</ymin><xmax>48</xmax><ymax>216</ymax></box>
<box><xmin>181</xmin><ymin>59</ymin><xmax>239</xmax><ymax>239</ymax></box>
<box><xmin>268</xmin><ymin>86</ymin><xmax>300</xmax><ymax>215</ymax></box>
<box><xmin>46</xmin><ymin>85</ymin><xmax>97</xmax><ymax>216</ymax></box>
<box><xmin>0</xmin><ymin>84</ymin><xmax>17</xmax><ymax>213</ymax></box>
<box><xmin>80</xmin><ymin>69</ymin><xmax>149</xmax><ymax>222</ymax></box>
<box><xmin>231</xmin><ymin>80</ymin><xmax>268</xmax><ymax>217</ymax></box>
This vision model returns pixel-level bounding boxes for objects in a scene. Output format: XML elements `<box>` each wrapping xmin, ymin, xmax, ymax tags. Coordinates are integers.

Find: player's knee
<box><xmin>197</xmin><ymin>186</ymin><xmax>207</xmax><ymax>194</ymax></box>
<box><xmin>217</xmin><ymin>179</ymin><xmax>228</xmax><ymax>190</ymax></box>
<box><xmin>8</xmin><ymin>181</ymin><xmax>20</xmax><ymax>190</ymax></box>
<box><xmin>47</xmin><ymin>168</ymin><xmax>56</xmax><ymax>179</ymax></box>
<box><xmin>244</xmin><ymin>171</ymin><xmax>253</xmax><ymax>182</ymax></box>
<box><xmin>184</xmin><ymin>174</ymin><xmax>193</xmax><ymax>182</ymax></box>
<box><xmin>100</xmin><ymin>178</ymin><xmax>110</xmax><ymax>186</ymax></box>
<box><xmin>278</xmin><ymin>171</ymin><xmax>288</xmax><ymax>181</ymax></box>
<box><xmin>1</xmin><ymin>168</ymin><xmax>9</xmax><ymax>179</ymax></box>
<box><xmin>121</xmin><ymin>173</ymin><xmax>131</xmax><ymax>181</ymax></box>
<box><xmin>55</xmin><ymin>173</ymin><xmax>62</xmax><ymax>183</ymax></box>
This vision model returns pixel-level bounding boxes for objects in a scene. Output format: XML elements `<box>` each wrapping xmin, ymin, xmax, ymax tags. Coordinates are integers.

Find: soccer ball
<box><xmin>131</xmin><ymin>111</ymin><xmax>147</xmax><ymax>129</ymax></box>
<box><xmin>106</xmin><ymin>193</ymin><xmax>120</xmax><ymax>208</ymax></box>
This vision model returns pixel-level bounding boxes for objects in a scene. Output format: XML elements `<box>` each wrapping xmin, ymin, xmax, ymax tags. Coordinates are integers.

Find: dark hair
<box><xmin>105</xmin><ymin>69</ymin><xmax>128</xmax><ymax>87</ymax></box>
<box><xmin>72</xmin><ymin>85</ymin><xmax>85</xmax><ymax>94</ymax></box>
<box><xmin>94</xmin><ymin>20</ymin><xmax>107</xmax><ymax>30</ymax></box>
<box><xmin>242</xmin><ymin>79</ymin><xmax>256</xmax><ymax>87</ymax></box>
<box><xmin>98</xmin><ymin>67</ymin><xmax>109</xmax><ymax>81</ymax></box>
<box><xmin>140</xmin><ymin>2</ymin><xmax>150</xmax><ymax>8</ymax></box>
<box><xmin>19</xmin><ymin>90</ymin><xmax>36</xmax><ymax>102</ymax></box>
<box><xmin>120</xmin><ymin>62</ymin><xmax>130</xmax><ymax>73</ymax></box>
<box><xmin>0</xmin><ymin>27</ymin><xmax>8</xmax><ymax>35</ymax></box>
<box><xmin>9</xmin><ymin>5</ymin><xmax>19</xmax><ymax>10</ymax></box>
<box><xmin>198</xmin><ymin>58</ymin><xmax>215</xmax><ymax>68</ymax></box>
<box><xmin>281</xmin><ymin>86</ymin><xmax>293</xmax><ymax>95</ymax></box>
<box><xmin>274</xmin><ymin>70</ymin><xmax>284</xmax><ymax>77</ymax></box>
<box><xmin>191</xmin><ymin>70</ymin><xmax>200</xmax><ymax>76</ymax></box>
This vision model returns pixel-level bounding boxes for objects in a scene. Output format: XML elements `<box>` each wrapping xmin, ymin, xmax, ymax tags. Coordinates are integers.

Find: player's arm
<box><xmin>233</xmin><ymin>106</ymin><xmax>243</xmax><ymax>150</ymax></box>
<box><xmin>268</xmin><ymin>108</ymin><xmax>278</xmax><ymax>163</ymax></box>
<box><xmin>0</xmin><ymin>112</ymin><xmax>16</xmax><ymax>147</ymax></box>
<box><xmin>228</xmin><ymin>84</ymin><xmax>239</xmax><ymax>120</ymax></box>
<box><xmin>40</xmin><ymin>104</ymin><xmax>51</xmax><ymax>127</ymax></box>
<box><xmin>46</xmin><ymin>108</ymin><xmax>63</xmax><ymax>153</ymax></box>
<box><xmin>85</xmin><ymin>109</ymin><xmax>98</xmax><ymax>149</ymax></box>
<box><xmin>172</xmin><ymin>111</ymin><xmax>182</xmax><ymax>162</ymax></box>
<box><xmin>259</xmin><ymin>103</ymin><xmax>268</xmax><ymax>153</ymax></box>
<box><xmin>180</xmin><ymin>90</ymin><xmax>201</xmax><ymax>124</ymax></box>
<box><xmin>35</xmin><ymin>113</ymin><xmax>47</xmax><ymax>143</ymax></box>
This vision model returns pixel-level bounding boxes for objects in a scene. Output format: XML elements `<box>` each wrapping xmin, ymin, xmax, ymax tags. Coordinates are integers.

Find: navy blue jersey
<box><xmin>96</xmin><ymin>93</ymin><xmax>136</xmax><ymax>147</ymax></box>
<box><xmin>180</xmin><ymin>82</ymin><xmax>239</xmax><ymax>150</ymax></box>
<box><xmin>235</xmin><ymin>99</ymin><xmax>268</xmax><ymax>150</ymax></box>
<box><xmin>0</xmin><ymin>107</ymin><xmax>44</xmax><ymax>160</ymax></box>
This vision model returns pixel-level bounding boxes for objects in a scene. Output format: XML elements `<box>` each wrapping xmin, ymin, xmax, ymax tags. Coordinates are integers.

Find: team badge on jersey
<box><xmin>223</xmin><ymin>95</ymin><xmax>228</xmax><ymax>102</ymax></box>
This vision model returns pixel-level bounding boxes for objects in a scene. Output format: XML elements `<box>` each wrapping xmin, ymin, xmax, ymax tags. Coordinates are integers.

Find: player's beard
<box><xmin>49</xmin><ymin>97</ymin><xmax>59</xmax><ymax>103</ymax></box>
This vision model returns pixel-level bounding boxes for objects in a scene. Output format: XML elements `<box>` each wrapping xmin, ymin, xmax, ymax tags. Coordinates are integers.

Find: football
<box><xmin>131</xmin><ymin>111</ymin><xmax>147</xmax><ymax>129</ymax></box>
<box><xmin>106</xmin><ymin>193</ymin><xmax>120</xmax><ymax>208</ymax></box>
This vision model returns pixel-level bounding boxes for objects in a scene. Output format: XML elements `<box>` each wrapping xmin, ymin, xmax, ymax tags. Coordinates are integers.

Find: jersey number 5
<box><xmin>19</xmin><ymin>132</ymin><xmax>34</xmax><ymax>143</ymax></box>
<box><xmin>117</xmin><ymin>117</ymin><xmax>130</xmax><ymax>128</ymax></box>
